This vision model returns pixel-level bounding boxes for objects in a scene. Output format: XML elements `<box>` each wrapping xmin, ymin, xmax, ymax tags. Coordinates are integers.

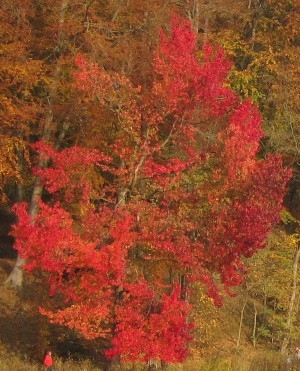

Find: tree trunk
<box><xmin>191</xmin><ymin>1</ymin><xmax>200</xmax><ymax>33</ymax></box>
<box><xmin>281</xmin><ymin>243</ymin><xmax>300</xmax><ymax>353</ymax></box>
<box><xmin>106</xmin><ymin>356</ymin><xmax>121</xmax><ymax>370</ymax></box>
<box><xmin>203</xmin><ymin>17</ymin><xmax>209</xmax><ymax>47</ymax></box>
<box><xmin>252</xmin><ymin>301</ymin><xmax>257</xmax><ymax>347</ymax></box>
<box><xmin>5</xmin><ymin>145</ymin><xmax>50</xmax><ymax>288</ymax></box>
<box><xmin>5</xmin><ymin>0</ymin><xmax>70</xmax><ymax>288</ymax></box>
<box><xmin>236</xmin><ymin>299</ymin><xmax>247</xmax><ymax>347</ymax></box>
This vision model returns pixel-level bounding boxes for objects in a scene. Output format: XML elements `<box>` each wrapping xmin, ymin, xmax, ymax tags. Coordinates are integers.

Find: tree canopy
<box><xmin>9</xmin><ymin>16</ymin><xmax>291</xmax><ymax>362</ymax></box>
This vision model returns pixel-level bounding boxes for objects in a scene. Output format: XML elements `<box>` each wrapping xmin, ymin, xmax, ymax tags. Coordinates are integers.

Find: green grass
<box><xmin>0</xmin><ymin>350</ymin><xmax>290</xmax><ymax>371</ymax></box>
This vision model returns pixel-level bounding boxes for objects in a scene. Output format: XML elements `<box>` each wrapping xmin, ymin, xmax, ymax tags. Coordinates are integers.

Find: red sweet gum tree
<box><xmin>10</xmin><ymin>17</ymin><xmax>291</xmax><ymax>363</ymax></box>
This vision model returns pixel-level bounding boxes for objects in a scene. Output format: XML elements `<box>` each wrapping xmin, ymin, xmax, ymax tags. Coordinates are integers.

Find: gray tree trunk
<box><xmin>252</xmin><ymin>301</ymin><xmax>257</xmax><ymax>347</ymax></box>
<box><xmin>281</xmin><ymin>243</ymin><xmax>300</xmax><ymax>353</ymax></box>
<box><xmin>236</xmin><ymin>299</ymin><xmax>247</xmax><ymax>348</ymax></box>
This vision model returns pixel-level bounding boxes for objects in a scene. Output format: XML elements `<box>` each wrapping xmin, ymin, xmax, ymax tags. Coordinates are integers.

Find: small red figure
<box><xmin>43</xmin><ymin>351</ymin><xmax>53</xmax><ymax>371</ymax></box>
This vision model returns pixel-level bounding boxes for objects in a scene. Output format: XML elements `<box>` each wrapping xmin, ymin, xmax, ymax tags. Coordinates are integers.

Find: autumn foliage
<box><xmin>10</xmin><ymin>17</ymin><xmax>291</xmax><ymax>363</ymax></box>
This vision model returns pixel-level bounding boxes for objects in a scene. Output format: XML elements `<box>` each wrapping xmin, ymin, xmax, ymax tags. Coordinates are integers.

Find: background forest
<box><xmin>0</xmin><ymin>0</ymin><xmax>300</xmax><ymax>370</ymax></box>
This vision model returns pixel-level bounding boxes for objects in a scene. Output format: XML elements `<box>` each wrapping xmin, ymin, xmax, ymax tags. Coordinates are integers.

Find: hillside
<box><xmin>0</xmin><ymin>0</ymin><xmax>300</xmax><ymax>369</ymax></box>
<box><xmin>0</xmin><ymin>259</ymin><xmax>289</xmax><ymax>370</ymax></box>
